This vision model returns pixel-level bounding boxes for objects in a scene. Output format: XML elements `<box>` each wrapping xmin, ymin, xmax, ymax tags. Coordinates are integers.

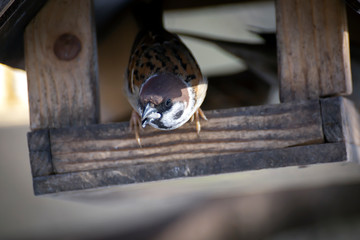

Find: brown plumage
<box><xmin>125</xmin><ymin>1</ymin><xmax>207</xmax><ymax>145</ymax></box>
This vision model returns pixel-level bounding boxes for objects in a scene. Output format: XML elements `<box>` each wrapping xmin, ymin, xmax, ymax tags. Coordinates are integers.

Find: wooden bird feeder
<box><xmin>1</xmin><ymin>0</ymin><xmax>359</xmax><ymax>196</ymax></box>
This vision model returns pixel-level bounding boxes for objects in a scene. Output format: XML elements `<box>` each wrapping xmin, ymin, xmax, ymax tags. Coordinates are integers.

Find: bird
<box><xmin>125</xmin><ymin>0</ymin><xmax>208</xmax><ymax>146</ymax></box>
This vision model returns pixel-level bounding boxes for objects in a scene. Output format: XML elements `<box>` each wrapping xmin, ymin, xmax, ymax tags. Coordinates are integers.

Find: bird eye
<box><xmin>165</xmin><ymin>98</ymin><xmax>172</xmax><ymax>107</ymax></box>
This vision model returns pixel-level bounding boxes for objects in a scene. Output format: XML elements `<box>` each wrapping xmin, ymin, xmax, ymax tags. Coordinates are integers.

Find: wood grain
<box><xmin>276</xmin><ymin>0</ymin><xmax>352</xmax><ymax>102</ymax></box>
<box><xmin>24</xmin><ymin>0</ymin><xmax>99</xmax><ymax>129</ymax></box>
<box><xmin>0</xmin><ymin>0</ymin><xmax>15</xmax><ymax>17</ymax></box>
<box><xmin>48</xmin><ymin>101</ymin><xmax>324</xmax><ymax>173</ymax></box>
<box><xmin>321</xmin><ymin>97</ymin><xmax>360</xmax><ymax>144</ymax></box>
<box><xmin>320</xmin><ymin>97</ymin><xmax>360</xmax><ymax>163</ymax></box>
<box><xmin>27</xmin><ymin>129</ymin><xmax>53</xmax><ymax>177</ymax></box>
<box><xmin>0</xmin><ymin>0</ymin><xmax>47</xmax><ymax>69</ymax></box>
<box><xmin>33</xmin><ymin>142</ymin><xmax>346</xmax><ymax>195</ymax></box>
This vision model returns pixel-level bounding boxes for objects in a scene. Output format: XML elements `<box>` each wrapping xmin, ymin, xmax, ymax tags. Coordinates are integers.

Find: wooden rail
<box><xmin>28</xmin><ymin>97</ymin><xmax>360</xmax><ymax>194</ymax></box>
<box><xmin>23</xmin><ymin>0</ymin><xmax>359</xmax><ymax>195</ymax></box>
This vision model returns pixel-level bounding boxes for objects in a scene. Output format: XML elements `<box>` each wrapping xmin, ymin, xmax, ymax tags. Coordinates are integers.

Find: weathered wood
<box><xmin>0</xmin><ymin>0</ymin><xmax>47</xmax><ymax>69</ymax></box>
<box><xmin>320</xmin><ymin>97</ymin><xmax>360</xmax><ymax>163</ymax></box>
<box><xmin>321</xmin><ymin>97</ymin><xmax>360</xmax><ymax>144</ymax></box>
<box><xmin>0</xmin><ymin>0</ymin><xmax>15</xmax><ymax>17</ymax></box>
<box><xmin>276</xmin><ymin>0</ymin><xmax>352</xmax><ymax>102</ymax></box>
<box><xmin>24</xmin><ymin>0</ymin><xmax>99</xmax><ymax>130</ymax></box>
<box><xmin>30</xmin><ymin>98</ymin><xmax>360</xmax><ymax>195</ymax></box>
<box><xmin>48</xmin><ymin>101</ymin><xmax>324</xmax><ymax>173</ymax></box>
<box><xmin>27</xmin><ymin>129</ymin><xmax>53</xmax><ymax>177</ymax></box>
<box><xmin>33</xmin><ymin>142</ymin><xmax>346</xmax><ymax>195</ymax></box>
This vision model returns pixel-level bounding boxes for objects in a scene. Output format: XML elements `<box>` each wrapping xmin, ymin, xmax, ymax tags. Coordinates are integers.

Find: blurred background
<box><xmin>1</xmin><ymin>0</ymin><xmax>360</xmax><ymax>239</ymax></box>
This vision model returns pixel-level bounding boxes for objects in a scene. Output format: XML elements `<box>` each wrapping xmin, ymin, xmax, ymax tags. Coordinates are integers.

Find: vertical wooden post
<box><xmin>24</xmin><ymin>0</ymin><xmax>99</xmax><ymax>130</ymax></box>
<box><xmin>276</xmin><ymin>0</ymin><xmax>352</xmax><ymax>102</ymax></box>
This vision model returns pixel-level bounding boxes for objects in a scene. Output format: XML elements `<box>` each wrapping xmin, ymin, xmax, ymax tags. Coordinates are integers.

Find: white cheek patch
<box><xmin>160</xmin><ymin>102</ymin><xmax>185</xmax><ymax>129</ymax></box>
<box><xmin>148</xmin><ymin>85</ymin><xmax>197</xmax><ymax>130</ymax></box>
<box><xmin>160</xmin><ymin>86</ymin><xmax>197</xmax><ymax>130</ymax></box>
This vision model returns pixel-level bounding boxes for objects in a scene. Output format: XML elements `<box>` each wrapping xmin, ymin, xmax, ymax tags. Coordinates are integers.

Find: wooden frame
<box><xmin>28</xmin><ymin>96</ymin><xmax>360</xmax><ymax>195</ymax></box>
<box><xmin>24</xmin><ymin>0</ymin><xmax>99</xmax><ymax>130</ymax></box>
<box><xmin>24</xmin><ymin>0</ymin><xmax>359</xmax><ymax>195</ymax></box>
<box><xmin>276</xmin><ymin>0</ymin><xmax>352</xmax><ymax>102</ymax></box>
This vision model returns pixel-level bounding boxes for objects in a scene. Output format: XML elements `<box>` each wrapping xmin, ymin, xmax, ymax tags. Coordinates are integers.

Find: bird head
<box><xmin>139</xmin><ymin>72</ymin><xmax>194</xmax><ymax>130</ymax></box>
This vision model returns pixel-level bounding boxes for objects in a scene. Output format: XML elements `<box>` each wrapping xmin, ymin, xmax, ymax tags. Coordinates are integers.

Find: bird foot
<box><xmin>129</xmin><ymin>110</ymin><xmax>142</xmax><ymax>147</ymax></box>
<box><xmin>190</xmin><ymin>108</ymin><xmax>208</xmax><ymax>134</ymax></box>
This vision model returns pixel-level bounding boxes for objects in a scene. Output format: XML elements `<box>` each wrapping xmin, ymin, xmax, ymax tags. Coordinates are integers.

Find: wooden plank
<box><xmin>27</xmin><ymin>129</ymin><xmax>53</xmax><ymax>177</ymax></box>
<box><xmin>276</xmin><ymin>0</ymin><xmax>352</xmax><ymax>102</ymax></box>
<box><xmin>321</xmin><ymin>97</ymin><xmax>360</xmax><ymax>145</ymax></box>
<box><xmin>320</xmin><ymin>97</ymin><xmax>360</xmax><ymax>163</ymax></box>
<box><xmin>0</xmin><ymin>0</ymin><xmax>47</xmax><ymax>69</ymax></box>
<box><xmin>33</xmin><ymin>142</ymin><xmax>346</xmax><ymax>195</ymax></box>
<box><xmin>0</xmin><ymin>0</ymin><xmax>15</xmax><ymax>17</ymax></box>
<box><xmin>24</xmin><ymin>0</ymin><xmax>99</xmax><ymax>130</ymax></box>
<box><xmin>49</xmin><ymin>101</ymin><xmax>324</xmax><ymax>173</ymax></box>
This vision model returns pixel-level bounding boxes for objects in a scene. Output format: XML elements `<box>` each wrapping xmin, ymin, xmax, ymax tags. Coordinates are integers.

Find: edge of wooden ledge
<box><xmin>33</xmin><ymin>142</ymin><xmax>348</xmax><ymax>195</ymax></box>
<box><xmin>28</xmin><ymin>97</ymin><xmax>360</xmax><ymax>195</ymax></box>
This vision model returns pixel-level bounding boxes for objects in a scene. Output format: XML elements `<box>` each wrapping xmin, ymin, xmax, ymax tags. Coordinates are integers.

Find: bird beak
<box><xmin>141</xmin><ymin>104</ymin><xmax>161</xmax><ymax>128</ymax></box>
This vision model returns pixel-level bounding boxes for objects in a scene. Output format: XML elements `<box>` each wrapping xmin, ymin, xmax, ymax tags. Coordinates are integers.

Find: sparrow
<box><xmin>125</xmin><ymin>0</ymin><xmax>208</xmax><ymax>146</ymax></box>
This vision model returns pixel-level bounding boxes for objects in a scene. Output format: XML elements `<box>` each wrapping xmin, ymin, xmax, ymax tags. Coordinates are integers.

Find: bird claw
<box><xmin>198</xmin><ymin>108</ymin><xmax>208</xmax><ymax>121</ymax></box>
<box><xmin>129</xmin><ymin>110</ymin><xmax>142</xmax><ymax>147</ymax></box>
<box><xmin>192</xmin><ymin>108</ymin><xmax>207</xmax><ymax>134</ymax></box>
